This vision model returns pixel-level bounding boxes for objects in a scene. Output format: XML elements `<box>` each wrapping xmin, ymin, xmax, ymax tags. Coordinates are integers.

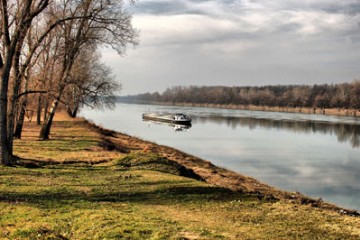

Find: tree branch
<box><xmin>17</xmin><ymin>90</ymin><xmax>47</xmax><ymax>99</ymax></box>
<box><xmin>1</xmin><ymin>0</ymin><xmax>11</xmax><ymax>46</ymax></box>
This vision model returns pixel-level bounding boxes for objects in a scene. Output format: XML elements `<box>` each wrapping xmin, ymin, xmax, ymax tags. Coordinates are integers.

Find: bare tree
<box><xmin>13</xmin><ymin>19</ymin><xmax>48</xmax><ymax>139</ymax></box>
<box><xmin>64</xmin><ymin>48</ymin><xmax>120</xmax><ymax>118</ymax></box>
<box><xmin>39</xmin><ymin>0</ymin><xmax>137</xmax><ymax>140</ymax></box>
<box><xmin>0</xmin><ymin>0</ymin><xmax>50</xmax><ymax>165</ymax></box>
<box><xmin>0</xmin><ymin>0</ymin><xmax>136</xmax><ymax>164</ymax></box>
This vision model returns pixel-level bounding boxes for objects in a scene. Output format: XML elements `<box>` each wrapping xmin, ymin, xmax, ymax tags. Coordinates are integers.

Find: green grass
<box><xmin>1</xmin><ymin>164</ymin><xmax>359</xmax><ymax>240</ymax></box>
<box><xmin>1</xmin><ymin>114</ymin><xmax>359</xmax><ymax>239</ymax></box>
<box><xmin>0</xmin><ymin>165</ymin><xmax>223</xmax><ymax>239</ymax></box>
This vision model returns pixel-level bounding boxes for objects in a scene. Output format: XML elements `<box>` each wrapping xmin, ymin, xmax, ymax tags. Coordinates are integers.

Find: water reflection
<box><xmin>143</xmin><ymin>120</ymin><xmax>192</xmax><ymax>132</ymax></box>
<box><xmin>192</xmin><ymin>115</ymin><xmax>360</xmax><ymax>148</ymax></box>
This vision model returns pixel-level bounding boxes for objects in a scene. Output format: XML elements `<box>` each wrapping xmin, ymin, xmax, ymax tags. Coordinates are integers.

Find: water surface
<box><xmin>81</xmin><ymin>103</ymin><xmax>360</xmax><ymax>211</ymax></box>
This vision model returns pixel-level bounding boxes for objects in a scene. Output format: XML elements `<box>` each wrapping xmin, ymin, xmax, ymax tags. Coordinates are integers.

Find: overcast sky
<box><xmin>102</xmin><ymin>0</ymin><xmax>360</xmax><ymax>95</ymax></box>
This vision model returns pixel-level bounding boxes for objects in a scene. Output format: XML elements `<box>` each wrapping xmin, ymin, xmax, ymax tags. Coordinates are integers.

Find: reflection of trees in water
<box><xmin>193</xmin><ymin>115</ymin><xmax>360</xmax><ymax>148</ymax></box>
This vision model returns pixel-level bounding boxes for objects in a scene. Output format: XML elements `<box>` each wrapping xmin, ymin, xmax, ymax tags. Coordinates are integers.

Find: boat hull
<box><xmin>142</xmin><ymin>113</ymin><xmax>192</xmax><ymax>125</ymax></box>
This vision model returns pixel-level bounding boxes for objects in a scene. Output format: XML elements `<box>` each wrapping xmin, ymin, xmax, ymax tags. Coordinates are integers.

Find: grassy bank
<box><xmin>0</xmin><ymin>113</ymin><xmax>359</xmax><ymax>239</ymax></box>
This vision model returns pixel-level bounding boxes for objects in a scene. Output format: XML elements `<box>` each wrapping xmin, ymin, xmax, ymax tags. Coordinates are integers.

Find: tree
<box><xmin>39</xmin><ymin>0</ymin><xmax>137</xmax><ymax>140</ymax></box>
<box><xmin>0</xmin><ymin>0</ymin><xmax>137</xmax><ymax>164</ymax></box>
<box><xmin>13</xmin><ymin>20</ymin><xmax>50</xmax><ymax>139</ymax></box>
<box><xmin>0</xmin><ymin>0</ymin><xmax>50</xmax><ymax>165</ymax></box>
<box><xmin>350</xmin><ymin>80</ymin><xmax>360</xmax><ymax>109</ymax></box>
<box><xmin>63</xmin><ymin>48</ymin><xmax>120</xmax><ymax>118</ymax></box>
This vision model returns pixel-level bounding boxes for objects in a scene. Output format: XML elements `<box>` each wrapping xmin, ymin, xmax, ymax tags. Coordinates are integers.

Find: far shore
<box><xmin>124</xmin><ymin>100</ymin><xmax>360</xmax><ymax>118</ymax></box>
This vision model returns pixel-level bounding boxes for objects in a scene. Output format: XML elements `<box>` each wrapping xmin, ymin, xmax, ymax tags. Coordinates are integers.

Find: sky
<box><xmin>102</xmin><ymin>0</ymin><xmax>360</xmax><ymax>95</ymax></box>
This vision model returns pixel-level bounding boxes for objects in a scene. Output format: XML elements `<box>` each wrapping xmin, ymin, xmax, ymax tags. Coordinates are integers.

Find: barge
<box><xmin>142</xmin><ymin>113</ymin><xmax>192</xmax><ymax>125</ymax></box>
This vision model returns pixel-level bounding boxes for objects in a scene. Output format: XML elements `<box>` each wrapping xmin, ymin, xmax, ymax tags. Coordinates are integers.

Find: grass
<box><xmin>13</xmin><ymin>119</ymin><xmax>122</xmax><ymax>163</ymax></box>
<box><xmin>0</xmin><ymin>113</ymin><xmax>359</xmax><ymax>239</ymax></box>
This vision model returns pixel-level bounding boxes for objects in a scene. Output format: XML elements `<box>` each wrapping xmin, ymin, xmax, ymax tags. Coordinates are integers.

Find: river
<box><xmin>81</xmin><ymin>103</ymin><xmax>360</xmax><ymax>211</ymax></box>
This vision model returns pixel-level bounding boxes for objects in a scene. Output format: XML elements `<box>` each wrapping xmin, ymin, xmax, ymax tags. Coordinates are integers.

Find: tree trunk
<box><xmin>0</xmin><ymin>66</ymin><xmax>12</xmax><ymax>165</ymax></box>
<box><xmin>37</xmin><ymin>95</ymin><xmax>42</xmax><ymax>125</ymax></box>
<box><xmin>66</xmin><ymin>104</ymin><xmax>79</xmax><ymax>118</ymax></box>
<box><xmin>8</xmin><ymin>66</ymin><xmax>22</xmax><ymax>155</ymax></box>
<box><xmin>14</xmin><ymin>100</ymin><xmax>27</xmax><ymax>139</ymax></box>
<box><xmin>39</xmin><ymin>99</ymin><xmax>58</xmax><ymax>140</ymax></box>
<box><xmin>0</xmin><ymin>93</ymin><xmax>12</xmax><ymax>165</ymax></box>
<box><xmin>71</xmin><ymin>107</ymin><xmax>78</xmax><ymax>118</ymax></box>
<box><xmin>43</xmin><ymin>99</ymin><xmax>49</xmax><ymax>122</ymax></box>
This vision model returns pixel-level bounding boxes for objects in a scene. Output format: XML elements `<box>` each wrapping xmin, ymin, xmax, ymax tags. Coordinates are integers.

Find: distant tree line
<box><xmin>125</xmin><ymin>81</ymin><xmax>360</xmax><ymax>110</ymax></box>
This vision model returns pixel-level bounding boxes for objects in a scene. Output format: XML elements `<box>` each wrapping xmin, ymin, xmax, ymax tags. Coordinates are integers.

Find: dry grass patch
<box><xmin>13</xmin><ymin>113</ymin><xmax>124</xmax><ymax>164</ymax></box>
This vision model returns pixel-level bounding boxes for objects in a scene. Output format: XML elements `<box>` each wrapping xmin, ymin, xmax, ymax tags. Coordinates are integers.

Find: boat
<box><xmin>142</xmin><ymin>112</ymin><xmax>192</xmax><ymax>125</ymax></box>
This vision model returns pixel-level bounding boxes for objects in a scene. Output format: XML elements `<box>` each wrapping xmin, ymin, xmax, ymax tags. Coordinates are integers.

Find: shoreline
<box><xmin>85</xmin><ymin>118</ymin><xmax>359</xmax><ymax>217</ymax></box>
<box><xmin>124</xmin><ymin>101</ymin><xmax>360</xmax><ymax>118</ymax></box>
<box><xmin>6</xmin><ymin>112</ymin><xmax>360</xmax><ymax>239</ymax></box>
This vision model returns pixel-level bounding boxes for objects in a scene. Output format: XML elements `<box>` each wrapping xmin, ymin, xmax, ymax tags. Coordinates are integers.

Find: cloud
<box><xmin>131</xmin><ymin>0</ymin><xmax>187</xmax><ymax>15</ymax></box>
<box><xmin>134</xmin><ymin>14</ymin><xmax>239</xmax><ymax>46</ymax></box>
<box><xmin>133</xmin><ymin>0</ymin><xmax>360</xmax><ymax>48</ymax></box>
<box><xmin>107</xmin><ymin>0</ymin><xmax>360</xmax><ymax>95</ymax></box>
<box><xmin>288</xmin><ymin>10</ymin><xmax>360</xmax><ymax>37</ymax></box>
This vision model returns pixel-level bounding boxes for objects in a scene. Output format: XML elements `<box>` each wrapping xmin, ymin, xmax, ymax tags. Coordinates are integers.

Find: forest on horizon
<box><xmin>120</xmin><ymin>81</ymin><xmax>360</xmax><ymax>110</ymax></box>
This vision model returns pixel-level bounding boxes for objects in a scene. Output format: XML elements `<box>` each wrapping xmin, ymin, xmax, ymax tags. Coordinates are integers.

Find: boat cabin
<box><xmin>173</xmin><ymin>113</ymin><xmax>190</xmax><ymax>121</ymax></box>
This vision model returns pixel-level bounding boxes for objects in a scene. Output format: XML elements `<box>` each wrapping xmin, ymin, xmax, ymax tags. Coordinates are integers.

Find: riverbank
<box><xmin>1</xmin><ymin>113</ymin><xmax>359</xmax><ymax>239</ymax></box>
<box><xmin>133</xmin><ymin>101</ymin><xmax>360</xmax><ymax>118</ymax></box>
